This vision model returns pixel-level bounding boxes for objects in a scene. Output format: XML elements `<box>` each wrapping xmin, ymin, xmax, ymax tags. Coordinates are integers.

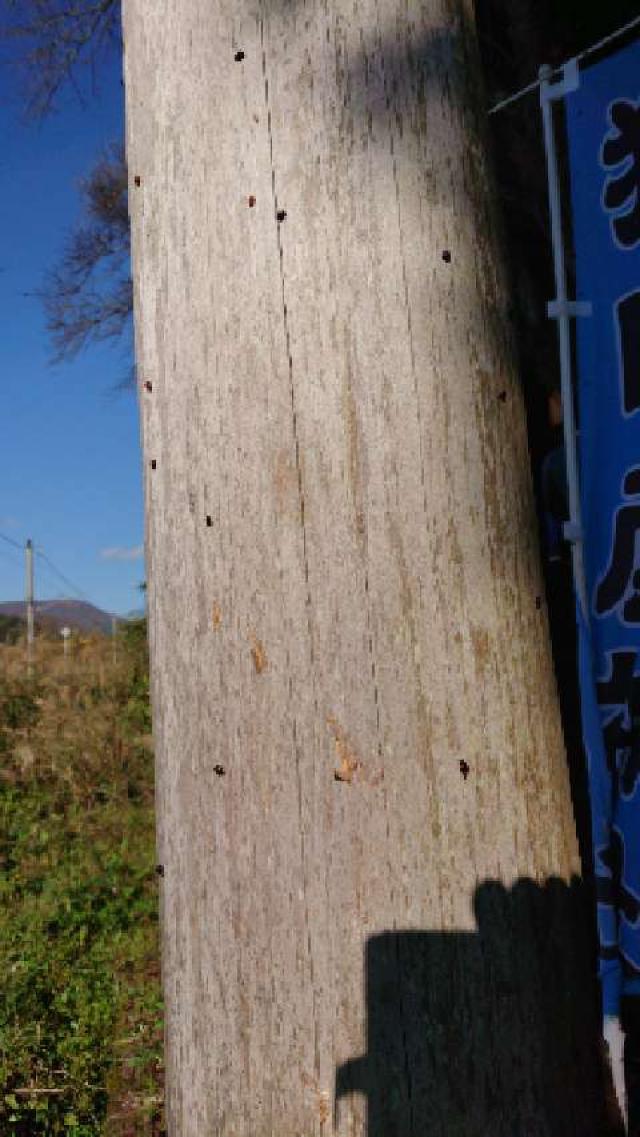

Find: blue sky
<box><xmin>0</xmin><ymin>40</ymin><xmax>144</xmax><ymax>617</ymax></box>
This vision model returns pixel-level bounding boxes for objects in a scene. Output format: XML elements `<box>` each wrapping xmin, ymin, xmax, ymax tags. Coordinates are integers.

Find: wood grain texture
<box><xmin>123</xmin><ymin>2</ymin><xmax>614</xmax><ymax>1133</ymax></box>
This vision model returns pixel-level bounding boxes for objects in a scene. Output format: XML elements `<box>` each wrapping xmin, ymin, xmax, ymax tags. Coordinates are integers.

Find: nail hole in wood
<box><xmin>214</xmin><ymin>764</ymin><xmax>226</xmax><ymax>777</ymax></box>
<box><xmin>150</xmin><ymin>459</ymin><xmax>156</xmax><ymax>469</ymax></box>
<box><xmin>497</xmin><ymin>390</ymin><xmax>507</xmax><ymax>403</ymax></box>
<box><xmin>276</xmin><ymin>209</ymin><xmax>287</xmax><ymax>222</ymax></box>
<box><xmin>143</xmin><ymin>380</ymin><xmax>152</xmax><ymax>392</ymax></box>
<box><xmin>206</xmin><ymin>515</ymin><xmax>212</xmax><ymax>527</ymax></box>
<box><xmin>442</xmin><ymin>249</ymin><xmax>451</xmax><ymax>263</ymax></box>
<box><xmin>248</xmin><ymin>194</ymin><xmax>256</xmax><ymax>207</ymax></box>
<box><xmin>134</xmin><ymin>175</ymin><xmax>141</xmax><ymax>187</ymax></box>
<box><xmin>535</xmin><ymin>595</ymin><xmax>542</xmax><ymax>610</ymax></box>
<box><xmin>155</xmin><ymin>863</ymin><xmax>164</xmax><ymax>877</ymax></box>
<box><xmin>234</xmin><ymin>50</ymin><xmax>245</xmax><ymax>61</ymax></box>
<box><xmin>459</xmin><ymin>760</ymin><xmax>470</xmax><ymax>780</ymax></box>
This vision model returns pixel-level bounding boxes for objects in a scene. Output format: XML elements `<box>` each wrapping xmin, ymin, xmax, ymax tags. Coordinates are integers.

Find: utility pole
<box><xmin>25</xmin><ymin>539</ymin><xmax>34</xmax><ymax>674</ymax></box>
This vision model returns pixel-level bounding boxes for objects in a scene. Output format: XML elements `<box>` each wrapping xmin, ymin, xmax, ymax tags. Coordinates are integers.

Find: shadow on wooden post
<box><xmin>336</xmin><ymin>877</ymin><xmax>623</xmax><ymax>1136</ymax></box>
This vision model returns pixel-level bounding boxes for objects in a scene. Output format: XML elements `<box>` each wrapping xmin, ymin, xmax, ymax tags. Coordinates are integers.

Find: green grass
<box><xmin>0</xmin><ymin>623</ymin><xmax>164</xmax><ymax>1135</ymax></box>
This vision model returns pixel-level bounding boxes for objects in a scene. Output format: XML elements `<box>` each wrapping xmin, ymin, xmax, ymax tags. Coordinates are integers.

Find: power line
<box><xmin>35</xmin><ymin>551</ymin><xmax>89</xmax><ymax>603</ymax></box>
<box><xmin>0</xmin><ymin>530</ymin><xmax>97</xmax><ymax>610</ymax></box>
<box><xmin>33</xmin><ymin>557</ymin><xmax>65</xmax><ymax>597</ymax></box>
<box><xmin>489</xmin><ymin>12</ymin><xmax>640</xmax><ymax>116</ymax></box>
<box><xmin>0</xmin><ymin>544</ymin><xmax>22</xmax><ymax>570</ymax></box>
<box><xmin>35</xmin><ymin>550</ymin><xmax>89</xmax><ymax>604</ymax></box>
<box><xmin>0</xmin><ymin>529</ymin><xmax>23</xmax><ymax>552</ymax></box>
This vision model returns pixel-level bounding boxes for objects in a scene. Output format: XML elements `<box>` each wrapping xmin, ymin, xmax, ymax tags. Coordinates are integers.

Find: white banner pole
<box><xmin>539</xmin><ymin>61</ymin><xmax>589</xmax><ymax>621</ymax></box>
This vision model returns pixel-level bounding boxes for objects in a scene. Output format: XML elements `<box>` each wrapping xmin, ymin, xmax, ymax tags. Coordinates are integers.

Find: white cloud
<box><xmin>100</xmin><ymin>544</ymin><xmax>145</xmax><ymax>562</ymax></box>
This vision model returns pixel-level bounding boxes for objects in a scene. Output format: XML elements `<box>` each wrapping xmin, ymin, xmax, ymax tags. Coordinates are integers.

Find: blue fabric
<box><xmin>565</xmin><ymin>42</ymin><xmax>640</xmax><ymax>1018</ymax></box>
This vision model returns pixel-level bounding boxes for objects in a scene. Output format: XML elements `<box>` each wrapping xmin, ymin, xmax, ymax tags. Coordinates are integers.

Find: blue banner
<box><xmin>566</xmin><ymin>41</ymin><xmax>640</xmax><ymax>1017</ymax></box>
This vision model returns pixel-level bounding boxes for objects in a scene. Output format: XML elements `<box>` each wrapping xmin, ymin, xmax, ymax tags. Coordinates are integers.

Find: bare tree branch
<box><xmin>1</xmin><ymin>0</ymin><xmax>120</xmax><ymax>118</ymax></box>
<box><xmin>1</xmin><ymin>3</ymin><xmax>133</xmax><ymax>383</ymax></box>
<box><xmin>41</xmin><ymin>141</ymin><xmax>133</xmax><ymax>368</ymax></box>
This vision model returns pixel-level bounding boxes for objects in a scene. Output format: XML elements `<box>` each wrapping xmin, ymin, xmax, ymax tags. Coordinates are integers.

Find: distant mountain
<box><xmin>125</xmin><ymin>608</ymin><xmax>146</xmax><ymax>621</ymax></box>
<box><xmin>0</xmin><ymin>599</ymin><xmax>116</xmax><ymax>636</ymax></box>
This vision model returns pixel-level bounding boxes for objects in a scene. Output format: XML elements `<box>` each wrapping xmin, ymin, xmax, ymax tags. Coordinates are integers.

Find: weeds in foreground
<box><xmin>0</xmin><ymin>623</ymin><xmax>164</xmax><ymax>1136</ymax></box>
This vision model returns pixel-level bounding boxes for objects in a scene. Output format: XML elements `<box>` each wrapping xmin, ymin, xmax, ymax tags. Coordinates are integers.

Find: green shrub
<box><xmin>0</xmin><ymin>677</ymin><xmax>41</xmax><ymax>731</ymax></box>
<box><xmin>0</xmin><ymin>615</ymin><xmax>24</xmax><ymax>646</ymax></box>
<box><xmin>0</xmin><ymin>625</ymin><xmax>163</xmax><ymax>1135</ymax></box>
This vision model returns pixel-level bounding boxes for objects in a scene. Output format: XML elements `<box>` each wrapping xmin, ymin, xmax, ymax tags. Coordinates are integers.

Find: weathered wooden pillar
<box><xmin>123</xmin><ymin>1</ymin><xmax>610</xmax><ymax>1132</ymax></box>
